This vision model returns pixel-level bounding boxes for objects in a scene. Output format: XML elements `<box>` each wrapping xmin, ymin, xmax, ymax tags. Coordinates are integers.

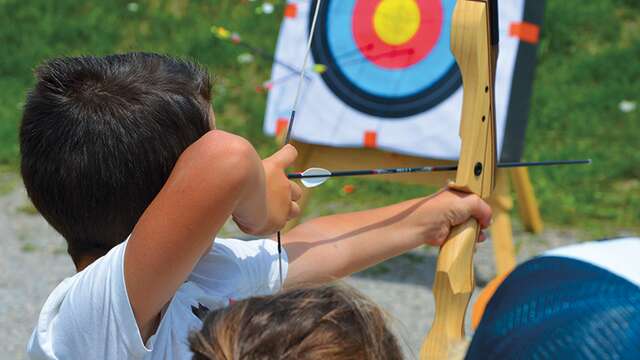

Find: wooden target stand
<box><xmin>283</xmin><ymin>140</ymin><xmax>544</xmax><ymax>276</ymax></box>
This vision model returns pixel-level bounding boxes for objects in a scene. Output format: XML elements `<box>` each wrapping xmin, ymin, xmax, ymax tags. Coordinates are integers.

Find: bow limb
<box><xmin>420</xmin><ymin>0</ymin><xmax>498</xmax><ymax>359</ymax></box>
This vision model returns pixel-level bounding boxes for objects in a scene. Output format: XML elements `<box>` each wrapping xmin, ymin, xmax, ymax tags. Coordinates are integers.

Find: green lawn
<box><xmin>1</xmin><ymin>0</ymin><xmax>638</xmax><ymax>237</ymax></box>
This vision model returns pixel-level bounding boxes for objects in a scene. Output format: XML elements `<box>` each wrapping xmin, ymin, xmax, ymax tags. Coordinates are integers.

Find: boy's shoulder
<box><xmin>27</xmin><ymin>240</ymin><xmax>145</xmax><ymax>359</ymax></box>
<box><xmin>27</xmin><ymin>237</ymin><xmax>285</xmax><ymax>359</ymax></box>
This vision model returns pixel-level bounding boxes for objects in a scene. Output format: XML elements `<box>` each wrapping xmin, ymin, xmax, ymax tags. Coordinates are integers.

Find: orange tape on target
<box><xmin>509</xmin><ymin>22</ymin><xmax>540</xmax><ymax>44</ymax></box>
<box><xmin>363</xmin><ymin>131</ymin><xmax>377</xmax><ymax>148</ymax></box>
<box><xmin>276</xmin><ymin>118</ymin><xmax>289</xmax><ymax>137</ymax></box>
<box><xmin>284</xmin><ymin>4</ymin><xmax>298</xmax><ymax>18</ymax></box>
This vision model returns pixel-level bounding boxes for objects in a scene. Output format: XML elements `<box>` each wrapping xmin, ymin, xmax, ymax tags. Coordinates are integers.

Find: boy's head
<box><xmin>20</xmin><ymin>53</ymin><xmax>213</xmax><ymax>266</ymax></box>
<box><xmin>189</xmin><ymin>283</ymin><xmax>402</xmax><ymax>360</ymax></box>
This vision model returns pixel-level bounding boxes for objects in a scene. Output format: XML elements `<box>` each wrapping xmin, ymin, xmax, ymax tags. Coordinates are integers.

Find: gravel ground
<box><xmin>0</xmin><ymin>179</ymin><xmax>583</xmax><ymax>359</ymax></box>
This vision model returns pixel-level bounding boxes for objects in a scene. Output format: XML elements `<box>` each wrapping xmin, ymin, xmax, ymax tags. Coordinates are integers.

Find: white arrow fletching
<box><xmin>300</xmin><ymin>167</ymin><xmax>331</xmax><ymax>188</ymax></box>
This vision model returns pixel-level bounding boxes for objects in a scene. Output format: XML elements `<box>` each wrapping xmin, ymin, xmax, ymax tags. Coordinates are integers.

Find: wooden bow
<box><xmin>420</xmin><ymin>0</ymin><xmax>499</xmax><ymax>359</ymax></box>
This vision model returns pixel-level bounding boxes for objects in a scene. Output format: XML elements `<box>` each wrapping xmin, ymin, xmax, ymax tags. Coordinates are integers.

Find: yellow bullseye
<box><xmin>373</xmin><ymin>0</ymin><xmax>421</xmax><ymax>46</ymax></box>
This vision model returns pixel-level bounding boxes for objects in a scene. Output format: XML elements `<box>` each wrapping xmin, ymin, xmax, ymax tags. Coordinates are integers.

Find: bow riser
<box><xmin>421</xmin><ymin>0</ymin><xmax>498</xmax><ymax>359</ymax></box>
<box><xmin>450</xmin><ymin>0</ymin><xmax>496</xmax><ymax>198</ymax></box>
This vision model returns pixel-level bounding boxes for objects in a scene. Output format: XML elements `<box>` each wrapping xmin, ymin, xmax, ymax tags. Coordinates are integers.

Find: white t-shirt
<box><xmin>27</xmin><ymin>238</ymin><xmax>287</xmax><ymax>359</ymax></box>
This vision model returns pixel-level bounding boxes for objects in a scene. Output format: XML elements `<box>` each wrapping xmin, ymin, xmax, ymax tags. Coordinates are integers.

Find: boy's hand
<box><xmin>263</xmin><ymin>145</ymin><xmax>302</xmax><ymax>231</ymax></box>
<box><xmin>234</xmin><ymin>144</ymin><xmax>302</xmax><ymax>235</ymax></box>
<box><xmin>412</xmin><ymin>188</ymin><xmax>493</xmax><ymax>247</ymax></box>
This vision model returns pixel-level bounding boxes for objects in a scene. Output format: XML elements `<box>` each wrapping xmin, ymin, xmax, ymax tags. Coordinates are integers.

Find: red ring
<box><xmin>352</xmin><ymin>0</ymin><xmax>443</xmax><ymax>69</ymax></box>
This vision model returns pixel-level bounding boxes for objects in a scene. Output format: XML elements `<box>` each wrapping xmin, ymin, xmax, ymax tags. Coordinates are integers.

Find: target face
<box><xmin>265</xmin><ymin>0</ymin><xmax>537</xmax><ymax>160</ymax></box>
<box><xmin>310</xmin><ymin>0</ymin><xmax>461</xmax><ymax>118</ymax></box>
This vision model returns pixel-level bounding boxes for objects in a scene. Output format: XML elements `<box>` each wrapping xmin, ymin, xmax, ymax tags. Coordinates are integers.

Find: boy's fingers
<box><xmin>269</xmin><ymin>144</ymin><xmax>298</xmax><ymax>168</ymax></box>
<box><xmin>291</xmin><ymin>182</ymin><xmax>302</xmax><ymax>202</ymax></box>
<box><xmin>288</xmin><ymin>202</ymin><xmax>301</xmax><ymax>220</ymax></box>
<box><xmin>467</xmin><ymin>195</ymin><xmax>492</xmax><ymax>229</ymax></box>
<box><xmin>444</xmin><ymin>189</ymin><xmax>492</xmax><ymax>229</ymax></box>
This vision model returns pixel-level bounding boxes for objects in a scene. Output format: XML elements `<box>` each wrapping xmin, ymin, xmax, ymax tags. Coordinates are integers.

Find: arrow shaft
<box><xmin>236</xmin><ymin>41</ymin><xmax>305</xmax><ymax>76</ymax></box>
<box><xmin>495</xmin><ymin>159</ymin><xmax>591</xmax><ymax>168</ymax></box>
<box><xmin>288</xmin><ymin>159</ymin><xmax>591</xmax><ymax>180</ymax></box>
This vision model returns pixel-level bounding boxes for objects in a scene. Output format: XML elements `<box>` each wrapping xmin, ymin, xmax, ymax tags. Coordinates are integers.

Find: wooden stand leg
<box><xmin>488</xmin><ymin>170</ymin><xmax>517</xmax><ymax>275</ymax></box>
<box><xmin>510</xmin><ymin>167</ymin><xmax>544</xmax><ymax>234</ymax></box>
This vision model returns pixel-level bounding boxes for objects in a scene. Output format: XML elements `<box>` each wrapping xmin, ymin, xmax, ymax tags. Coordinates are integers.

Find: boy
<box><xmin>22</xmin><ymin>53</ymin><xmax>491</xmax><ymax>359</ymax></box>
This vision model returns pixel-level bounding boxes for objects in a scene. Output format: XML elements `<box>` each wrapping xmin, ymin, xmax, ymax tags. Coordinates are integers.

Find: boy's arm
<box><xmin>283</xmin><ymin>190</ymin><xmax>492</xmax><ymax>286</ymax></box>
<box><xmin>124</xmin><ymin>130</ymin><xmax>266</xmax><ymax>339</ymax></box>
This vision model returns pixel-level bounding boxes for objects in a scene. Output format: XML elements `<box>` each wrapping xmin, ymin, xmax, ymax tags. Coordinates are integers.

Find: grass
<box><xmin>526</xmin><ymin>0</ymin><xmax>640</xmax><ymax>236</ymax></box>
<box><xmin>0</xmin><ymin>0</ymin><xmax>638</xmax><ymax>237</ymax></box>
<box><xmin>0</xmin><ymin>167</ymin><xmax>19</xmax><ymax>195</ymax></box>
<box><xmin>20</xmin><ymin>242</ymin><xmax>37</xmax><ymax>253</ymax></box>
<box><xmin>16</xmin><ymin>202</ymin><xmax>39</xmax><ymax>215</ymax></box>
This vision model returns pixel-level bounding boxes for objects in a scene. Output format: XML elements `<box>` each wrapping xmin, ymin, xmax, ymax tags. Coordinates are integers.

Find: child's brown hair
<box><xmin>189</xmin><ymin>283</ymin><xmax>403</xmax><ymax>360</ymax></box>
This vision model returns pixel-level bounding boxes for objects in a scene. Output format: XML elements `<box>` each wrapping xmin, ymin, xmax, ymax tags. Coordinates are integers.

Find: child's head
<box><xmin>189</xmin><ymin>283</ymin><xmax>402</xmax><ymax>360</ymax></box>
<box><xmin>20</xmin><ymin>53</ymin><xmax>213</xmax><ymax>266</ymax></box>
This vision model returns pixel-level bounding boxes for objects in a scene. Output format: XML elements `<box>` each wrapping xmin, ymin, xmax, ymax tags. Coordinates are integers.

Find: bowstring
<box><xmin>284</xmin><ymin>0</ymin><xmax>322</xmax><ymax>145</ymax></box>
<box><xmin>277</xmin><ymin>0</ymin><xmax>323</xmax><ymax>289</ymax></box>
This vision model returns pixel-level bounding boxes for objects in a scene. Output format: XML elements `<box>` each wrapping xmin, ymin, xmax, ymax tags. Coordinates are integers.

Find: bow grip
<box><xmin>436</xmin><ymin>218</ymin><xmax>478</xmax><ymax>294</ymax></box>
<box><xmin>420</xmin><ymin>218</ymin><xmax>477</xmax><ymax>359</ymax></box>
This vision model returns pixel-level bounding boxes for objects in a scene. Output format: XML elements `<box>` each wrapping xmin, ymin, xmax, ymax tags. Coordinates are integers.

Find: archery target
<box><xmin>265</xmin><ymin>0</ymin><xmax>533</xmax><ymax>160</ymax></box>
<box><xmin>311</xmin><ymin>0</ymin><xmax>460</xmax><ymax>117</ymax></box>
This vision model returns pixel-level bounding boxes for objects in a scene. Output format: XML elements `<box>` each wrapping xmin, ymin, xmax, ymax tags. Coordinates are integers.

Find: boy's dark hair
<box><xmin>20</xmin><ymin>53</ymin><xmax>212</xmax><ymax>265</ymax></box>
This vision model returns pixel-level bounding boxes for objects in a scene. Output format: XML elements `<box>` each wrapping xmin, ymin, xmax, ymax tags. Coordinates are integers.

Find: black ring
<box><xmin>308</xmin><ymin>0</ymin><xmax>462</xmax><ymax>119</ymax></box>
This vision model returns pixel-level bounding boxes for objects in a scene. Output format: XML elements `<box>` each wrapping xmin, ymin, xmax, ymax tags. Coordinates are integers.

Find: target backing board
<box><xmin>264</xmin><ymin>0</ymin><xmax>544</xmax><ymax>161</ymax></box>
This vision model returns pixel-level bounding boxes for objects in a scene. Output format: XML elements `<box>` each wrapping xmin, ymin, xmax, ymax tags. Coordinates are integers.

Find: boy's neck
<box><xmin>75</xmin><ymin>255</ymin><xmax>100</xmax><ymax>272</ymax></box>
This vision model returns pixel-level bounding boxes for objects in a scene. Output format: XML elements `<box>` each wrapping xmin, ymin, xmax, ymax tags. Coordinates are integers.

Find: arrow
<box><xmin>288</xmin><ymin>159</ymin><xmax>592</xmax><ymax>188</ymax></box>
<box><xmin>212</xmin><ymin>25</ymin><xmax>291</xmax><ymax>69</ymax></box>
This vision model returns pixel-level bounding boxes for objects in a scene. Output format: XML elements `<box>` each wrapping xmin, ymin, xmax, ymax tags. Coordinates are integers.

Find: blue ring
<box><xmin>326</xmin><ymin>0</ymin><xmax>457</xmax><ymax>98</ymax></box>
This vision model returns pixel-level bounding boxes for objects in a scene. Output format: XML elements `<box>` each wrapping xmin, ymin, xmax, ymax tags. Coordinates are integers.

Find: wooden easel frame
<box><xmin>285</xmin><ymin>141</ymin><xmax>543</xmax><ymax>275</ymax></box>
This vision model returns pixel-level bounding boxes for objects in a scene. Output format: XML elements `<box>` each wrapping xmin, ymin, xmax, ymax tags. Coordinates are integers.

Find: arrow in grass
<box><xmin>288</xmin><ymin>159</ymin><xmax>592</xmax><ymax>188</ymax></box>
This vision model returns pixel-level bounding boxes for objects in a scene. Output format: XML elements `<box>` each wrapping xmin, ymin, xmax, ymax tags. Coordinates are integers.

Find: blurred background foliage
<box><xmin>0</xmin><ymin>0</ymin><xmax>638</xmax><ymax>237</ymax></box>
